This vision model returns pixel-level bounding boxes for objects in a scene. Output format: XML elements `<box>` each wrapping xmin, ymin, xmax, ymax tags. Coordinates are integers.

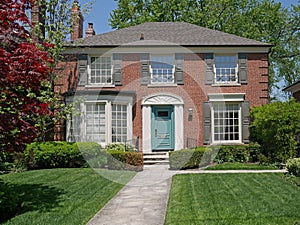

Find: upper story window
<box><xmin>90</xmin><ymin>56</ymin><xmax>112</xmax><ymax>84</ymax></box>
<box><xmin>205</xmin><ymin>53</ymin><xmax>247</xmax><ymax>85</ymax></box>
<box><xmin>214</xmin><ymin>55</ymin><xmax>237</xmax><ymax>84</ymax></box>
<box><xmin>150</xmin><ymin>55</ymin><xmax>175</xmax><ymax>84</ymax></box>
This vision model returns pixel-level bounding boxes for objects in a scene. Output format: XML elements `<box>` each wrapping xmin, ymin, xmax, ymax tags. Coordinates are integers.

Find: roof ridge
<box><xmin>72</xmin><ymin>22</ymin><xmax>272</xmax><ymax>47</ymax></box>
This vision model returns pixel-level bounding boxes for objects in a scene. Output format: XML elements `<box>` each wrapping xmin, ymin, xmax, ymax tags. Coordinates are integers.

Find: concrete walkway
<box><xmin>86</xmin><ymin>165</ymin><xmax>286</xmax><ymax>225</ymax></box>
<box><xmin>87</xmin><ymin>164</ymin><xmax>176</xmax><ymax>225</ymax></box>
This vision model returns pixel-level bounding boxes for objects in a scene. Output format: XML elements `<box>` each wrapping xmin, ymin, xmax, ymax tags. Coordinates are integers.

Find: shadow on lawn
<box><xmin>0</xmin><ymin>179</ymin><xmax>63</xmax><ymax>223</ymax></box>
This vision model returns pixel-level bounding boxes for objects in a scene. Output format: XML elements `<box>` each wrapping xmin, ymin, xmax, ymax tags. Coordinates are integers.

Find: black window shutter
<box><xmin>113</xmin><ymin>53</ymin><xmax>122</xmax><ymax>86</ymax></box>
<box><xmin>203</xmin><ymin>102</ymin><xmax>212</xmax><ymax>145</ymax></box>
<box><xmin>204</xmin><ymin>53</ymin><xmax>214</xmax><ymax>84</ymax></box>
<box><xmin>241</xmin><ymin>101</ymin><xmax>250</xmax><ymax>144</ymax></box>
<box><xmin>78</xmin><ymin>54</ymin><xmax>88</xmax><ymax>86</ymax></box>
<box><xmin>238</xmin><ymin>53</ymin><xmax>248</xmax><ymax>84</ymax></box>
<box><xmin>140</xmin><ymin>53</ymin><xmax>150</xmax><ymax>85</ymax></box>
<box><xmin>175</xmin><ymin>53</ymin><xmax>184</xmax><ymax>84</ymax></box>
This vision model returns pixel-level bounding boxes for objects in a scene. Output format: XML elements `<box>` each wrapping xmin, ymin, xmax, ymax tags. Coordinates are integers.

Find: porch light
<box><xmin>188</xmin><ymin>108</ymin><xmax>193</xmax><ymax>121</ymax></box>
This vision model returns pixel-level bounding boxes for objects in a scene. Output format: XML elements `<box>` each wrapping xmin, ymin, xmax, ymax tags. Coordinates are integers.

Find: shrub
<box><xmin>107</xmin><ymin>150</ymin><xmax>143</xmax><ymax>171</ymax></box>
<box><xmin>76</xmin><ymin>142</ymin><xmax>107</xmax><ymax>168</ymax></box>
<box><xmin>0</xmin><ymin>180</ymin><xmax>20</xmax><ymax>222</ymax></box>
<box><xmin>24</xmin><ymin>142</ymin><xmax>81</xmax><ymax>169</ymax></box>
<box><xmin>250</xmin><ymin>99</ymin><xmax>300</xmax><ymax>163</ymax></box>
<box><xmin>248</xmin><ymin>142</ymin><xmax>261</xmax><ymax>162</ymax></box>
<box><xmin>213</xmin><ymin>145</ymin><xmax>250</xmax><ymax>164</ymax></box>
<box><xmin>169</xmin><ymin>147</ymin><xmax>213</xmax><ymax>170</ymax></box>
<box><xmin>286</xmin><ymin>158</ymin><xmax>300</xmax><ymax>177</ymax></box>
<box><xmin>24</xmin><ymin>142</ymin><xmax>103</xmax><ymax>169</ymax></box>
<box><xmin>105</xmin><ymin>143</ymin><xmax>136</xmax><ymax>152</ymax></box>
<box><xmin>0</xmin><ymin>151</ymin><xmax>13</xmax><ymax>173</ymax></box>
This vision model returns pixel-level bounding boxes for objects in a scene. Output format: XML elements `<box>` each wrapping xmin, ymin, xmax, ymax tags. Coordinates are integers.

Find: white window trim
<box><xmin>87</xmin><ymin>55</ymin><xmax>114</xmax><ymax>87</ymax></box>
<box><xmin>208</xmin><ymin>93</ymin><xmax>245</xmax><ymax>102</ymax></box>
<box><xmin>211</xmin><ymin>102</ymin><xmax>242</xmax><ymax>144</ymax></box>
<box><xmin>214</xmin><ymin>54</ymin><xmax>238</xmax><ymax>84</ymax></box>
<box><xmin>208</xmin><ymin>93</ymin><xmax>245</xmax><ymax>144</ymax></box>
<box><xmin>150</xmin><ymin>54</ymin><xmax>175</xmax><ymax>85</ymax></box>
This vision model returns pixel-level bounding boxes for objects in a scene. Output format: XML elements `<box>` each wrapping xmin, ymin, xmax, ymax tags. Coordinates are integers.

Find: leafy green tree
<box><xmin>110</xmin><ymin>0</ymin><xmax>300</xmax><ymax>99</ymax></box>
<box><xmin>250</xmin><ymin>98</ymin><xmax>300</xmax><ymax>163</ymax></box>
<box><xmin>31</xmin><ymin>0</ymin><xmax>93</xmax><ymax>141</ymax></box>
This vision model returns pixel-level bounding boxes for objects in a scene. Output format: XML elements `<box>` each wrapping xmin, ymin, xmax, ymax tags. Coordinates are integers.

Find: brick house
<box><xmin>55</xmin><ymin>4</ymin><xmax>271</xmax><ymax>152</ymax></box>
<box><xmin>283</xmin><ymin>80</ymin><xmax>300</xmax><ymax>102</ymax></box>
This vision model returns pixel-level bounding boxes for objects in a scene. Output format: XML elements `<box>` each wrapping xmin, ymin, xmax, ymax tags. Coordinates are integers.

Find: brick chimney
<box><xmin>85</xmin><ymin>23</ymin><xmax>95</xmax><ymax>37</ymax></box>
<box><xmin>31</xmin><ymin>1</ymin><xmax>45</xmax><ymax>41</ymax></box>
<box><xmin>71</xmin><ymin>0</ymin><xmax>83</xmax><ymax>41</ymax></box>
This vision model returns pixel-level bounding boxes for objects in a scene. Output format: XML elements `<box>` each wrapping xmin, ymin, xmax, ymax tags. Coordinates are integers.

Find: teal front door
<box><xmin>151</xmin><ymin>106</ymin><xmax>174</xmax><ymax>150</ymax></box>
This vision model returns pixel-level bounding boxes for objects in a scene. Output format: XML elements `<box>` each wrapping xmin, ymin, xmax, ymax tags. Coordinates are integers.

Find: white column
<box><xmin>80</xmin><ymin>102</ymin><xmax>86</xmax><ymax>142</ymax></box>
<box><xmin>174</xmin><ymin>105</ymin><xmax>184</xmax><ymax>150</ymax></box>
<box><xmin>142</xmin><ymin>105</ymin><xmax>152</xmax><ymax>153</ymax></box>
<box><xmin>127</xmin><ymin>102</ymin><xmax>133</xmax><ymax>141</ymax></box>
<box><xmin>106</xmin><ymin>101</ymin><xmax>112</xmax><ymax>144</ymax></box>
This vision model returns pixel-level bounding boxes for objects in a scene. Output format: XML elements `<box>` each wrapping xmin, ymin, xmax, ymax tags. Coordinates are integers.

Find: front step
<box><xmin>143</xmin><ymin>152</ymin><xmax>169</xmax><ymax>165</ymax></box>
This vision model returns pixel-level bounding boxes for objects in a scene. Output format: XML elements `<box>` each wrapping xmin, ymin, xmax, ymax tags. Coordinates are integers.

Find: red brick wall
<box><xmin>55</xmin><ymin>55</ymin><xmax>78</xmax><ymax>94</ymax></box>
<box><xmin>55</xmin><ymin>52</ymin><xmax>269</xmax><ymax>147</ymax></box>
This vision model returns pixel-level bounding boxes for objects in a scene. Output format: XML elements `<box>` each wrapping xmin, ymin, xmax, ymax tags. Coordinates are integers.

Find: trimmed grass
<box><xmin>1</xmin><ymin>168</ymin><xmax>135</xmax><ymax>225</ymax></box>
<box><xmin>205</xmin><ymin>163</ymin><xmax>279</xmax><ymax>170</ymax></box>
<box><xmin>165</xmin><ymin>173</ymin><xmax>300</xmax><ymax>225</ymax></box>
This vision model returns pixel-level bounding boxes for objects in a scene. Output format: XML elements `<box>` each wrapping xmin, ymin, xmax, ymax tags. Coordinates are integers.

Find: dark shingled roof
<box><xmin>73</xmin><ymin>22</ymin><xmax>271</xmax><ymax>47</ymax></box>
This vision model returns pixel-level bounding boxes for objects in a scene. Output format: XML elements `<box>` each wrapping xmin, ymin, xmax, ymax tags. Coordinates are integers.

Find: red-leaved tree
<box><xmin>0</xmin><ymin>0</ymin><xmax>54</xmax><ymax>151</ymax></box>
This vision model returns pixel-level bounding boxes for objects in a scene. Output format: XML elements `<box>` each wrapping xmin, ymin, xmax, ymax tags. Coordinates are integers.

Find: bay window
<box><xmin>67</xmin><ymin>100</ymin><xmax>132</xmax><ymax>145</ymax></box>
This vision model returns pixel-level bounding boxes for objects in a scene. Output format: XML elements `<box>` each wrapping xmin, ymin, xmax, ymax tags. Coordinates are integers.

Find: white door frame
<box><xmin>142</xmin><ymin>93</ymin><xmax>184</xmax><ymax>153</ymax></box>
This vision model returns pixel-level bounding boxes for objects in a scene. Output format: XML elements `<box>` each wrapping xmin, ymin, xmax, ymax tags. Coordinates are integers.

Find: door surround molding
<box><xmin>142</xmin><ymin>93</ymin><xmax>184</xmax><ymax>153</ymax></box>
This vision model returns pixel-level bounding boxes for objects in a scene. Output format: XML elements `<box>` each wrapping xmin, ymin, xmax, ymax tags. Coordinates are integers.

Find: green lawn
<box><xmin>1</xmin><ymin>168</ymin><xmax>135</xmax><ymax>225</ymax></box>
<box><xmin>205</xmin><ymin>163</ymin><xmax>279</xmax><ymax>170</ymax></box>
<box><xmin>165</xmin><ymin>173</ymin><xmax>300</xmax><ymax>225</ymax></box>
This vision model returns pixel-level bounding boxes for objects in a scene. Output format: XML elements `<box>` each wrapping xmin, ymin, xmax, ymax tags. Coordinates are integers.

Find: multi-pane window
<box><xmin>112</xmin><ymin>104</ymin><xmax>127</xmax><ymax>142</ymax></box>
<box><xmin>68</xmin><ymin>114</ymin><xmax>81</xmax><ymax>142</ymax></box>
<box><xmin>213</xmin><ymin>103</ymin><xmax>240</xmax><ymax>142</ymax></box>
<box><xmin>86</xmin><ymin>103</ymin><xmax>106</xmax><ymax>142</ymax></box>
<box><xmin>90</xmin><ymin>56</ymin><xmax>112</xmax><ymax>84</ymax></box>
<box><xmin>150</xmin><ymin>55</ymin><xmax>174</xmax><ymax>83</ymax></box>
<box><xmin>215</xmin><ymin>55</ymin><xmax>237</xmax><ymax>83</ymax></box>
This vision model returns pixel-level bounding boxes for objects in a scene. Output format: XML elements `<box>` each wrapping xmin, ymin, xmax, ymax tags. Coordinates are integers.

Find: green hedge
<box><xmin>24</xmin><ymin>142</ymin><xmax>105</xmax><ymax>169</ymax></box>
<box><xmin>105</xmin><ymin>143</ymin><xmax>136</xmax><ymax>152</ymax></box>
<box><xmin>169</xmin><ymin>147</ymin><xmax>213</xmax><ymax>170</ymax></box>
<box><xmin>286</xmin><ymin>158</ymin><xmax>300</xmax><ymax>177</ymax></box>
<box><xmin>77</xmin><ymin>142</ymin><xmax>107</xmax><ymax>168</ymax></box>
<box><xmin>107</xmin><ymin>150</ymin><xmax>143</xmax><ymax>171</ymax></box>
<box><xmin>169</xmin><ymin>144</ymin><xmax>261</xmax><ymax>170</ymax></box>
<box><xmin>213</xmin><ymin>145</ymin><xmax>250</xmax><ymax>164</ymax></box>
